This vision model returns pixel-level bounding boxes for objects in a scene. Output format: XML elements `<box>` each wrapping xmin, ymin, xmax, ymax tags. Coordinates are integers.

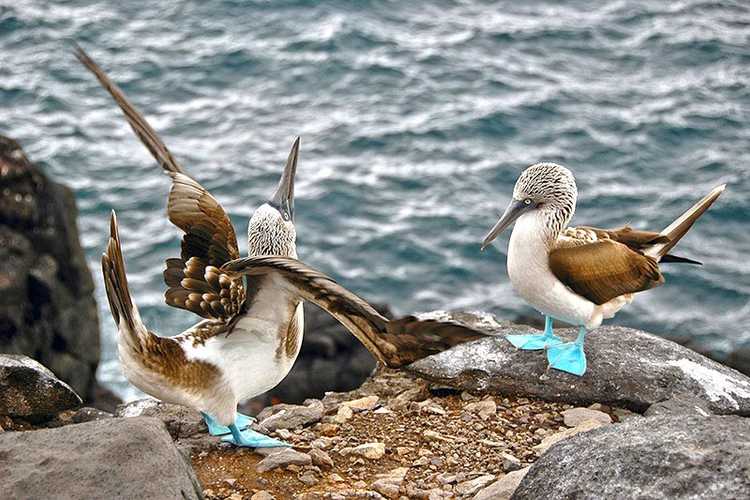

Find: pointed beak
<box><xmin>481</xmin><ymin>198</ymin><xmax>532</xmax><ymax>251</ymax></box>
<box><xmin>270</xmin><ymin>137</ymin><xmax>299</xmax><ymax>221</ymax></box>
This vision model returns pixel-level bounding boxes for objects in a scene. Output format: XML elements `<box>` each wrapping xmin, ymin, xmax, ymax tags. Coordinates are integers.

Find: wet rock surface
<box><xmin>514</xmin><ymin>414</ymin><xmax>750</xmax><ymax>500</ymax></box>
<box><xmin>407</xmin><ymin>311</ymin><xmax>750</xmax><ymax>415</ymax></box>
<box><xmin>0</xmin><ymin>416</ymin><xmax>203</xmax><ymax>499</ymax></box>
<box><xmin>0</xmin><ymin>354</ymin><xmax>81</xmax><ymax>419</ymax></box>
<box><xmin>0</xmin><ymin>137</ymin><xmax>103</xmax><ymax>403</ymax></box>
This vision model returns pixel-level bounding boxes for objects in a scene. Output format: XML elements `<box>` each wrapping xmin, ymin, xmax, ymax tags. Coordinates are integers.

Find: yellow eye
<box><xmin>524</xmin><ymin>198</ymin><xmax>532</xmax><ymax>205</ymax></box>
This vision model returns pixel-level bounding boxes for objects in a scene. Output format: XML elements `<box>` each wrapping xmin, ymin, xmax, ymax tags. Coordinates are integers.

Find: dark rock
<box><xmin>0</xmin><ymin>354</ymin><xmax>81</xmax><ymax>419</ymax></box>
<box><xmin>247</xmin><ymin>303</ymin><xmax>390</xmax><ymax>406</ymax></box>
<box><xmin>407</xmin><ymin>311</ymin><xmax>750</xmax><ymax>415</ymax></box>
<box><xmin>727</xmin><ymin>343</ymin><xmax>750</xmax><ymax>377</ymax></box>
<box><xmin>513</xmin><ymin>415</ymin><xmax>750</xmax><ymax>499</ymax></box>
<box><xmin>0</xmin><ymin>137</ymin><xmax>100</xmax><ymax>401</ymax></box>
<box><xmin>0</xmin><ymin>417</ymin><xmax>203</xmax><ymax>499</ymax></box>
<box><xmin>116</xmin><ymin>398</ymin><xmax>205</xmax><ymax>440</ymax></box>
<box><xmin>89</xmin><ymin>382</ymin><xmax>122</xmax><ymax>413</ymax></box>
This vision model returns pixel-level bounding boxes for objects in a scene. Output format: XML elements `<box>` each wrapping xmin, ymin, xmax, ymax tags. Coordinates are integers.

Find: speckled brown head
<box><xmin>481</xmin><ymin>163</ymin><xmax>578</xmax><ymax>250</ymax></box>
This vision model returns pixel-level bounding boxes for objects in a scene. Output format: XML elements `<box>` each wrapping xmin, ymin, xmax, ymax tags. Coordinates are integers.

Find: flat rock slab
<box><xmin>116</xmin><ymin>398</ymin><xmax>205</xmax><ymax>440</ymax></box>
<box><xmin>407</xmin><ymin>312</ymin><xmax>750</xmax><ymax>415</ymax></box>
<box><xmin>0</xmin><ymin>416</ymin><xmax>203</xmax><ymax>499</ymax></box>
<box><xmin>0</xmin><ymin>354</ymin><xmax>81</xmax><ymax>418</ymax></box>
<box><xmin>513</xmin><ymin>414</ymin><xmax>750</xmax><ymax>499</ymax></box>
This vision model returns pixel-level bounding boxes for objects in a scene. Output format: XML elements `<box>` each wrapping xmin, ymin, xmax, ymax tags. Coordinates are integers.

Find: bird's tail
<box><xmin>74</xmin><ymin>44</ymin><xmax>185</xmax><ymax>175</ymax></box>
<box><xmin>645</xmin><ymin>184</ymin><xmax>726</xmax><ymax>261</ymax></box>
<box><xmin>101</xmin><ymin>211</ymin><xmax>150</xmax><ymax>350</ymax></box>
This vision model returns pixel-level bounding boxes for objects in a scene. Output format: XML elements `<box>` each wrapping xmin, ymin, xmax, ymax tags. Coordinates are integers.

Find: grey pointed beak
<box><xmin>270</xmin><ymin>137</ymin><xmax>299</xmax><ymax>221</ymax></box>
<box><xmin>481</xmin><ymin>198</ymin><xmax>532</xmax><ymax>251</ymax></box>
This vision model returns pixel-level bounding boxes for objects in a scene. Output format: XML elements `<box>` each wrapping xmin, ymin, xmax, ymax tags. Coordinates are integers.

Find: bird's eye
<box><xmin>524</xmin><ymin>198</ymin><xmax>532</xmax><ymax>205</ymax></box>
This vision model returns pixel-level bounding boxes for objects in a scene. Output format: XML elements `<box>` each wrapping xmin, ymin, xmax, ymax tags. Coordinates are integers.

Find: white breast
<box><xmin>506</xmin><ymin>212</ymin><xmax>596</xmax><ymax>327</ymax></box>
<box><xmin>182</xmin><ymin>275</ymin><xmax>304</xmax><ymax>402</ymax></box>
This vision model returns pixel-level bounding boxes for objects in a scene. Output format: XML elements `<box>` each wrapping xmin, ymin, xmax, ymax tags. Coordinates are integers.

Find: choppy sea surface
<box><xmin>1</xmin><ymin>1</ymin><xmax>748</xmax><ymax>400</ymax></box>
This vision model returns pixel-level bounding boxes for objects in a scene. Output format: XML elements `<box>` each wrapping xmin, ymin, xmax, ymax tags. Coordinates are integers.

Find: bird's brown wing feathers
<box><xmin>76</xmin><ymin>45</ymin><xmax>245</xmax><ymax>321</ymax></box>
<box><xmin>221</xmin><ymin>256</ymin><xmax>487</xmax><ymax>367</ymax></box>
<box><xmin>559</xmin><ymin>225</ymin><xmax>668</xmax><ymax>250</ymax></box>
<box><xmin>559</xmin><ymin>225</ymin><xmax>701</xmax><ymax>265</ymax></box>
<box><xmin>162</xmin><ymin>173</ymin><xmax>245</xmax><ymax>320</ymax></box>
<box><xmin>549</xmin><ymin>239</ymin><xmax>664</xmax><ymax>305</ymax></box>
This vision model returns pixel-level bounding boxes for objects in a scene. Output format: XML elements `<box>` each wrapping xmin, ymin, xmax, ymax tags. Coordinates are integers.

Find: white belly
<box><xmin>507</xmin><ymin>213</ymin><xmax>596</xmax><ymax>327</ymax></box>
<box><xmin>181</xmin><ymin>277</ymin><xmax>305</xmax><ymax>402</ymax></box>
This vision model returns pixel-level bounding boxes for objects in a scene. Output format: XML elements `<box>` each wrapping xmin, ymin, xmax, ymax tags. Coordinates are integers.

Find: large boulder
<box><xmin>0</xmin><ymin>354</ymin><xmax>81</xmax><ymax>419</ymax></box>
<box><xmin>513</xmin><ymin>414</ymin><xmax>750</xmax><ymax>499</ymax></box>
<box><xmin>0</xmin><ymin>137</ymin><xmax>101</xmax><ymax>402</ymax></box>
<box><xmin>407</xmin><ymin>311</ymin><xmax>750</xmax><ymax>415</ymax></box>
<box><xmin>0</xmin><ymin>417</ymin><xmax>203</xmax><ymax>499</ymax></box>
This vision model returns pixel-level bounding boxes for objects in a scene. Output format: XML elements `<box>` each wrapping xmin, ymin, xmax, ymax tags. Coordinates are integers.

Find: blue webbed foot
<box><xmin>507</xmin><ymin>332</ymin><xmax>563</xmax><ymax>350</ymax></box>
<box><xmin>222</xmin><ymin>424</ymin><xmax>290</xmax><ymax>448</ymax></box>
<box><xmin>546</xmin><ymin>327</ymin><xmax>587</xmax><ymax>376</ymax></box>
<box><xmin>201</xmin><ymin>412</ymin><xmax>255</xmax><ymax>436</ymax></box>
<box><xmin>507</xmin><ymin>315</ymin><xmax>562</xmax><ymax>350</ymax></box>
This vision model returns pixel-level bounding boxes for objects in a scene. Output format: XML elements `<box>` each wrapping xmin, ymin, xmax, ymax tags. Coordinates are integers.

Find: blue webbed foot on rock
<box><xmin>507</xmin><ymin>315</ymin><xmax>562</xmax><ymax>350</ymax></box>
<box><xmin>221</xmin><ymin>424</ymin><xmax>289</xmax><ymax>448</ymax></box>
<box><xmin>201</xmin><ymin>412</ymin><xmax>255</xmax><ymax>436</ymax></box>
<box><xmin>547</xmin><ymin>327</ymin><xmax>587</xmax><ymax>376</ymax></box>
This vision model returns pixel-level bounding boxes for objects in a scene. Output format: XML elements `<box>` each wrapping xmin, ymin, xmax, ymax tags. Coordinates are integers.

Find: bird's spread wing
<box><xmin>221</xmin><ymin>256</ymin><xmax>488</xmax><ymax>367</ymax></box>
<box><xmin>76</xmin><ymin>45</ymin><xmax>245</xmax><ymax>322</ymax></box>
<box><xmin>549</xmin><ymin>238</ymin><xmax>664</xmax><ymax>305</ymax></box>
<box><xmin>163</xmin><ymin>173</ymin><xmax>245</xmax><ymax>320</ymax></box>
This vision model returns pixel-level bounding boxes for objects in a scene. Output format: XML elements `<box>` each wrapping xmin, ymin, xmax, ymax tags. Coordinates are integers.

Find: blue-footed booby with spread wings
<box><xmin>103</xmin><ymin>212</ymin><xmax>486</xmax><ymax>447</ymax></box>
<box><xmin>481</xmin><ymin>162</ymin><xmax>725</xmax><ymax>376</ymax></box>
<box><xmin>82</xmin><ymin>46</ymin><xmax>487</xmax><ymax>448</ymax></box>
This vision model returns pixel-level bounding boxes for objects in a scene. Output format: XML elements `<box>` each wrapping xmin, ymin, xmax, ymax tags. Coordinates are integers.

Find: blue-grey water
<box><xmin>1</xmin><ymin>1</ymin><xmax>749</xmax><ymax>400</ymax></box>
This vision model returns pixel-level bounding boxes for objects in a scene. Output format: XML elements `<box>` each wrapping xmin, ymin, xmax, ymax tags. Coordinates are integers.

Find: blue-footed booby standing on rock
<box><xmin>481</xmin><ymin>163</ymin><xmax>725</xmax><ymax>376</ymax></box>
<box><xmin>83</xmin><ymin>46</ymin><xmax>488</xmax><ymax>448</ymax></box>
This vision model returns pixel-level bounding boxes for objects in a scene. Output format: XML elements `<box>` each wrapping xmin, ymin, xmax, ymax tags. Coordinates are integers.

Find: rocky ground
<box><xmin>191</xmin><ymin>369</ymin><xmax>608</xmax><ymax>499</ymax></box>
<box><xmin>3</xmin><ymin>311</ymin><xmax>750</xmax><ymax>499</ymax></box>
<box><xmin>115</xmin><ymin>367</ymin><xmax>626</xmax><ymax>500</ymax></box>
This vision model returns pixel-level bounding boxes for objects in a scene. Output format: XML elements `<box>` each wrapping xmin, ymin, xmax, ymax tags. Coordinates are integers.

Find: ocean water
<box><xmin>1</xmin><ymin>0</ymin><xmax>748</xmax><ymax>400</ymax></box>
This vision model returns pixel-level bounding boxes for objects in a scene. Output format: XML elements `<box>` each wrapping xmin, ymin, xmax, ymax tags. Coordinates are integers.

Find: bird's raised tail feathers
<box><xmin>75</xmin><ymin>44</ymin><xmax>185</xmax><ymax>175</ymax></box>
<box><xmin>645</xmin><ymin>184</ymin><xmax>726</xmax><ymax>261</ymax></box>
<box><xmin>101</xmin><ymin>211</ymin><xmax>149</xmax><ymax>349</ymax></box>
<box><xmin>221</xmin><ymin>256</ymin><xmax>489</xmax><ymax>368</ymax></box>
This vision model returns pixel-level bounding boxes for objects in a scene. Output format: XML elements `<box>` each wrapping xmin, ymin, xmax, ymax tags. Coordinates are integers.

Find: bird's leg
<box><xmin>201</xmin><ymin>411</ymin><xmax>255</xmax><ymax>436</ymax></box>
<box><xmin>506</xmin><ymin>315</ymin><xmax>563</xmax><ymax>350</ymax></box>
<box><xmin>222</xmin><ymin>423</ymin><xmax>290</xmax><ymax>448</ymax></box>
<box><xmin>546</xmin><ymin>326</ymin><xmax>587</xmax><ymax>376</ymax></box>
